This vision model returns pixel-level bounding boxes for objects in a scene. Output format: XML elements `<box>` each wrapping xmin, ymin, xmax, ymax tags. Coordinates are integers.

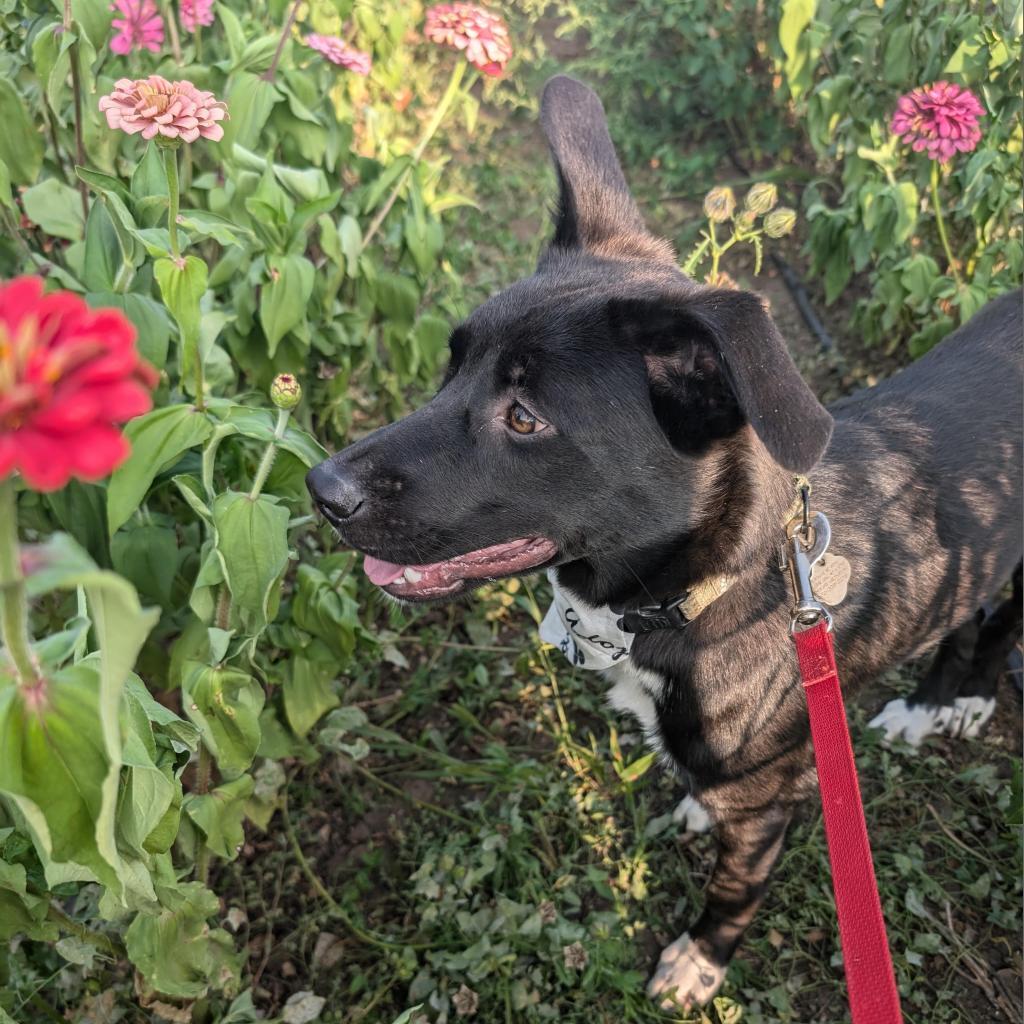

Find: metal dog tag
<box><xmin>811</xmin><ymin>553</ymin><xmax>851</xmax><ymax>606</ymax></box>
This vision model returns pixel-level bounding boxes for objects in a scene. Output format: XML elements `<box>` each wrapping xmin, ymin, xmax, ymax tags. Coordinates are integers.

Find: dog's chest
<box><xmin>541</xmin><ymin>572</ymin><xmax>669</xmax><ymax>745</ymax></box>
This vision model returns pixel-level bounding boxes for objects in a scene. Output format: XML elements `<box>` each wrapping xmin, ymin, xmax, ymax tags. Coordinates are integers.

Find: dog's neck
<box><xmin>555</xmin><ymin>432</ymin><xmax>794</xmax><ymax>610</ymax></box>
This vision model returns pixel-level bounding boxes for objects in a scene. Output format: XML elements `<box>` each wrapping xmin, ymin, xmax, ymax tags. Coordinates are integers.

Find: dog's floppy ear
<box><xmin>540</xmin><ymin>75</ymin><xmax>672</xmax><ymax>261</ymax></box>
<box><xmin>611</xmin><ymin>289</ymin><xmax>834</xmax><ymax>473</ymax></box>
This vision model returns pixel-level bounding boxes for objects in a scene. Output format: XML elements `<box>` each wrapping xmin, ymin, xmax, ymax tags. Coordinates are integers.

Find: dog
<box><xmin>307</xmin><ymin>76</ymin><xmax>1023</xmax><ymax>1009</ymax></box>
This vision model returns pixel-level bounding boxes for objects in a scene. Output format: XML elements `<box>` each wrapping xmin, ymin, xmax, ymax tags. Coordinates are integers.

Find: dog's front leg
<box><xmin>648</xmin><ymin>804</ymin><xmax>793</xmax><ymax>1009</ymax></box>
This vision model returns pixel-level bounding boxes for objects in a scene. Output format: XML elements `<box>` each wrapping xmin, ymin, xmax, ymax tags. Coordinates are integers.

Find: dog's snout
<box><xmin>306</xmin><ymin>461</ymin><xmax>367</xmax><ymax>523</ymax></box>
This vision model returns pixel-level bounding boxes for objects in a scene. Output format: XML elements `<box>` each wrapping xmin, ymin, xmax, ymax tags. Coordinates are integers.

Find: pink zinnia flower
<box><xmin>303</xmin><ymin>34</ymin><xmax>372</xmax><ymax>75</ymax></box>
<box><xmin>890</xmin><ymin>81</ymin><xmax>984</xmax><ymax>163</ymax></box>
<box><xmin>99</xmin><ymin>76</ymin><xmax>228</xmax><ymax>143</ymax></box>
<box><xmin>424</xmin><ymin>3</ymin><xmax>512</xmax><ymax>77</ymax></box>
<box><xmin>109</xmin><ymin>0</ymin><xmax>163</xmax><ymax>55</ymax></box>
<box><xmin>179</xmin><ymin>0</ymin><xmax>214</xmax><ymax>32</ymax></box>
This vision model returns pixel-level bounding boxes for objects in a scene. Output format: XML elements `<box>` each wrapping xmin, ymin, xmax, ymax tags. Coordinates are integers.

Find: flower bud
<box><xmin>734</xmin><ymin>209</ymin><xmax>758</xmax><ymax>233</ymax></box>
<box><xmin>703</xmin><ymin>186</ymin><xmax>736</xmax><ymax>223</ymax></box>
<box><xmin>270</xmin><ymin>373</ymin><xmax>302</xmax><ymax>410</ymax></box>
<box><xmin>744</xmin><ymin>182</ymin><xmax>778</xmax><ymax>215</ymax></box>
<box><xmin>764</xmin><ymin>207</ymin><xmax>797</xmax><ymax>238</ymax></box>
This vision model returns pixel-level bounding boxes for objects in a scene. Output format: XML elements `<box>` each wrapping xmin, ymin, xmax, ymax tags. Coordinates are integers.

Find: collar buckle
<box><xmin>618</xmin><ymin>594</ymin><xmax>691</xmax><ymax>635</ymax></box>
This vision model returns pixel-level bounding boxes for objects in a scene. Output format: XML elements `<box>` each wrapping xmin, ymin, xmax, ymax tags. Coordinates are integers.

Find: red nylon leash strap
<box><xmin>793</xmin><ymin>621</ymin><xmax>903</xmax><ymax>1024</ymax></box>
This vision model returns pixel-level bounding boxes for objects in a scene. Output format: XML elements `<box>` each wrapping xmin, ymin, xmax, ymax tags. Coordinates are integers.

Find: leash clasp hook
<box><xmin>780</xmin><ymin>511</ymin><xmax>833</xmax><ymax>635</ymax></box>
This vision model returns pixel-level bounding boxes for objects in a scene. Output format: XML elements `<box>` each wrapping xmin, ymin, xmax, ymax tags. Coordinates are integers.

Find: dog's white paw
<box><xmin>869</xmin><ymin>696</ymin><xmax>995</xmax><ymax>747</ymax></box>
<box><xmin>647</xmin><ymin>933</ymin><xmax>725</xmax><ymax>1010</ymax></box>
<box><xmin>946</xmin><ymin>695</ymin><xmax>995</xmax><ymax>739</ymax></box>
<box><xmin>869</xmin><ymin>698</ymin><xmax>953</xmax><ymax>748</ymax></box>
<box><xmin>672</xmin><ymin>794</ymin><xmax>712</xmax><ymax>835</ymax></box>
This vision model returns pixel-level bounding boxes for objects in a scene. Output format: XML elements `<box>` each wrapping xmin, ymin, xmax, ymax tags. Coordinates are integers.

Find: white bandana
<box><xmin>539</xmin><ymin>570</ymin><xmax>635</xmax><ymax>671</ymax></box>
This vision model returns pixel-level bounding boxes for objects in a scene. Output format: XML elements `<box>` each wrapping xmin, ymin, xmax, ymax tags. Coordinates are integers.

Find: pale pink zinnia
<box><xmin>424</xmin><ymin>3</ymin><xmax>512</xmax><ymax>77</ymax></box>
<box><xmin>891</xmin><ymin>81</ymin><xmax>984</xmax><ymax>163</ymax></box>
<box><xmin>98</xmin><ymin>76</ymin><xmax>228</xmax><ymax>143</ymax></box>
<box><xmin>109</xmin><ymin>0</ymin><xmax>163</xmax><ymax>55</ymax></box>
<box><xmin>303</xmin><ymin>35</ymin><xmax>372</xmax><ymax>75</ymax></box>
<box><xmin>179</xmin><ymin>0</ymin><xmax>214</xmax><ymax>32</ymax></box>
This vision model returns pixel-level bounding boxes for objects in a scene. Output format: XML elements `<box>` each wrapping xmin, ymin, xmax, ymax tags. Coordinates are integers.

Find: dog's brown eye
<box><xmin>507</xmin><ymin>401</ymin><xmax>541</xmax><ymax>435</ymax></box>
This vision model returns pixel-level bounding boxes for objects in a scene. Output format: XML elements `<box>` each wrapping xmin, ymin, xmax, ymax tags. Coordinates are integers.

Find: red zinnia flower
<box><xmin>0</xmin><ymin>278</ymin><xmax>158</xmax><ymax>492</ymax></box>
<box><xmin>424</xmin><ymin>3</ymin><xmax>512</xmax><ymax>77</ymax></box>
<box><xmin>890</xmin><ymin>81</ymin><xmax>984</xmax><ymax>163</ymax></box>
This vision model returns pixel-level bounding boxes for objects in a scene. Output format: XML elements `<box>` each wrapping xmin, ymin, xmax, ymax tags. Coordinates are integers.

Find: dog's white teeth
<box><xmin>403</xmin><ymin>567</ymin><xmax>423</xmax><ymax>583</ymax></box>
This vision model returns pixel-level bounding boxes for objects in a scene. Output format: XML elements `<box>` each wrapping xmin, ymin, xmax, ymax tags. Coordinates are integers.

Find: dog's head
<box><xmin>307</xmin><ymin>76</ymin><xmax>832</xmax><ymax>604</ymax></box>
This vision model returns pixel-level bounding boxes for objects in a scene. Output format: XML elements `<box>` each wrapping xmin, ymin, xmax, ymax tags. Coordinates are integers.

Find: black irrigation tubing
<box><xmin>727</xmin><ymin>151</ymin><xmax>836</xmax><ymax>352</ymax></box>
<box><xmin>769</xmin><ymin>252</ymin><xmax>836</xmax><ymax>352</ymax></box>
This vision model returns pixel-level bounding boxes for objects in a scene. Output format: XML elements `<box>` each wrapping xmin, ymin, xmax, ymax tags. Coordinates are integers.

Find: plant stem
<box><xmin>263</xmin><ymin>0</ymin><xmax>302</xmax><ymax>84</ymax></box>
<box><xmin>0</xmin><ymin>480</ymin><xmax>41</xmax><ymax>689</ymax></box>
<box><xmin>361</xmin><ymin>60</ymin><xmax>468</xmax><ymax>251</ymax></box>
<box><xmin>708</xmin><ymin>219</ymin><xmax>721</xmax><ymax>281</ymax></box>
<box><xmin>47</xmin><ymin>904</ymin><xmax>124</xmax><ymax>958</ymax></box>
<box><xmin>248</xmin><ymin>407</ymin><xmax>290</xmax><ymax>500</ymax></box>
<box><xmin>194</xmin><ymin>741</ymin><xmax>213</xmax><ymax>884</ymax></box>
<box><xmin>931</xmin><ymin>161</ymin><xmax>962</xmax><ymax>288</ymax></box>
<box><xmin>163</xmin><ymin>146</ymin><xmax>181</xmax><ymax>260</ymax></box>
<box><xmin>63</xmin><ymin>0</ymin><xmax>89</xmax><ymax>222</ymax></box>
<box><xmin>163</xmin><ymin>0</ymin><xmax>182</xmax><ymax>64</ymax></box>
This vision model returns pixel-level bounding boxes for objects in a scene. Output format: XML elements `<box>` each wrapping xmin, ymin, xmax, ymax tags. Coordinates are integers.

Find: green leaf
<box><xmin>779</xmin><ymin>0</ymin><xmax>818</xmax><ymax>102</ymax></box>
<box><xmin>76</xmin><ymin>166</ymin><xmax>133</xmax><ymax>207</ymax></box>
<box><xmin>22</xmin><ymin>178</ymin><xmax>85</xmax><ymax>241</ymax></box>
<box><xmin>292</xmin><ymin>564</ymin><xmax>358</xmax><ymax>662</ymax></box>
<box><xmin>85</xmin><ymin>291</ymin><xmax>170</xmax><ymax>370</ymax></box>
<box><xmin>177</xmin><ymin>209</ymin><xmax>253</xmax><ymax>247</ymax></box>
<box><xmin>184</xmin><ymin>774</ymin><xmax>254</xmax><ymax>858</ymax></box>
<box><xmin>338</xmin><ymin>215</ymin><xmax>362</xmax><ymax>278</ymax></box>
<box><xmin>223</xmin><ymin>406</ymin><xmax>327</xmax><ymax>467</ymax></box>
<box><xmin>284</xmin><ymin>656</ymin><xmax>339</xmax><ymax>738</ymax></box>
<box><xmin>890</xmin><ymin>181</ymin><xmax>919</xmax><ymax>246</ymax></box>
<box><xmin>260</xmin><ymin>254</ymin><xmax>315</xmax><ymax>357</ymax></box>
<box><xmin>155</xmin><ymin>255</ymin><xmax>209</xmax><ymax>399</ymax></box>
<box><xmin>0</xmin><ymin>158</ymin><xmax>12</xmax><ymax>210</ymax></box>
<box><xmin>70</xmin><ymin>0</ymin><xmax>112</xmax><ymax>51</ymax></box>
<box><xmin>124</xmin><ymin>882</ymin><xmax>241</xmax><ymax>998</ymax></box>
<box><xmin>82</xmin><ymin>201</ymin><xmax>122</xmax><ymax>292</ymax></box>
<box><xmin>882</xmin><ymin>23</ymin><xmax>913</xmax><ymax>84</ymax></box>
<box><xmin>111</xmin><ymin>524</ymin><xmax>179</xmax><ymax>608</ymax></box>
<box><xmin>362</xmin><ymin>156</ymin><xmax>411</xmax><ymax>214</ymax></box>
<box><xmin>0</xmin><ymin>80</ymin><xmax>43</xmax><ymax>185</ymax></box>
<box><xmin>212</xmin><ymin>491</ymin><xmax>290</xmax><ymax>634</ymax></box>
<box><xmin>182</xmin><ymin>663</ymin><xmax>265</xmax><ymax>780</ymax></box>
<box><xmin>0</xmin><ymin>859</ymin><xmax>57</xmax><ymax>940</ymax></box>
<box><xmin>107</xmin><ymin>404</ymin><xmax>213</xmax><ymax>535</ymax></box>
<box><xmin>372</xmin><ymin>271</ymin><xmax>419</xmax><ymax>329</ymax></box>
<box><xmin>221</xmin><ymin>73</ymin><xmax>280</xmax><ymax>152</ymax></box>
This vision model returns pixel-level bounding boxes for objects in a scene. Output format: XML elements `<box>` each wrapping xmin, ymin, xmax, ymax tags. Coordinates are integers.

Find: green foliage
<box><xmin>0</xmin><ymin>0</ymin><xmax>503</xmax><ymax>1012</ymax></box>
<box><xmin>781</xmin><ymin>0</ymin><xmax>1023</xmax><ymax>352</ymax></box>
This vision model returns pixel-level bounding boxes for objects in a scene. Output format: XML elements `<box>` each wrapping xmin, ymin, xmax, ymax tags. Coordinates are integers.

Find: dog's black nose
<box><xmin>306</xmin><ymin>461</ymin><xmax>366</xmax><ymax>523</ymax></box>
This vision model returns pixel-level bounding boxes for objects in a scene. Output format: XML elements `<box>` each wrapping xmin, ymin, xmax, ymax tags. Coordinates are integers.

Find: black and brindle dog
<box><xmin>307</xmin><ymin>76</ymin><xmax>1023</xmax><ymax>1008</ymax></box>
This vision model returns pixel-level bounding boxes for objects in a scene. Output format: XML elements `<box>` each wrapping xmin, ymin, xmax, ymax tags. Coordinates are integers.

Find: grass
<box><xmin>223</xmin><ymin>577</ymin><xmax>1021</xmax><ymax>1024</ymax></box>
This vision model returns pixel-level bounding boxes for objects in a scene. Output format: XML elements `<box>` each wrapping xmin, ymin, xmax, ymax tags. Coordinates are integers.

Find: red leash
<box><xmin>793</xmin><ymin>621</ymin><xmax>903</xmax><ymax>1023</ymax></box>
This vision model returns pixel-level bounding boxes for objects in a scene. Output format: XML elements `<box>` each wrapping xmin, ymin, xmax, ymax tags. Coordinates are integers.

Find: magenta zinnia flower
<box><xmin>109</xmin><ymin>0</ymin><xmax>163</xmax><ymax>55</ymax></box>
<box><xmin>99</xmin><ymin>76</ymin><xmax>228</xmax><ymax>143</ymax></box>
<box><xmin>891</xmin><ymin>81</ymin><xmax>984</xmax><ymax>163</ymax></box>
<box><xmin>179</xmin><ymin>0</ymin><xmax>214</xmax><ymax>32</ymax></box>
<box><xmin>303</xmin><ymin>34</ymin><xmax>372</xmax><ymax>75</ymax></box>
<box><xmin>424</xmin><ymin>3</ymin><xmax>512</xmax><ymax>77</ymax></box>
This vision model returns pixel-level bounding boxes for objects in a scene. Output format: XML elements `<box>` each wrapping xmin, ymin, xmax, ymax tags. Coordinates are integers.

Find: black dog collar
<box><xmin>617</xmin><ymin>574</ymin><xmax>738</xmax><ymax>635</ymax></box>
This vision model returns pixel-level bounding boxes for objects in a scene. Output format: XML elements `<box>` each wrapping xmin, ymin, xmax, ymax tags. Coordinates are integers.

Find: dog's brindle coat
<box><xmin>307</xmin><ymin>77</ymin><xmax>1023</xmax><ymax>1007</ymax></box>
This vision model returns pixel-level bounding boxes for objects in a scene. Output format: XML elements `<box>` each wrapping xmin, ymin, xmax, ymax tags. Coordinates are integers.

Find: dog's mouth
<box><xmin>362</xmin><ymin>536</ymin><xmax>558</xmax><ymax>600</ymax></box>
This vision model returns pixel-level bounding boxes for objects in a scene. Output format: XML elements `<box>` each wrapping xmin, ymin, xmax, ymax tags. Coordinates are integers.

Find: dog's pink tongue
<box><xmin>363</xmin><ymin>555</ymin><xmax>406</xmax><ymax>586</ymax></box>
